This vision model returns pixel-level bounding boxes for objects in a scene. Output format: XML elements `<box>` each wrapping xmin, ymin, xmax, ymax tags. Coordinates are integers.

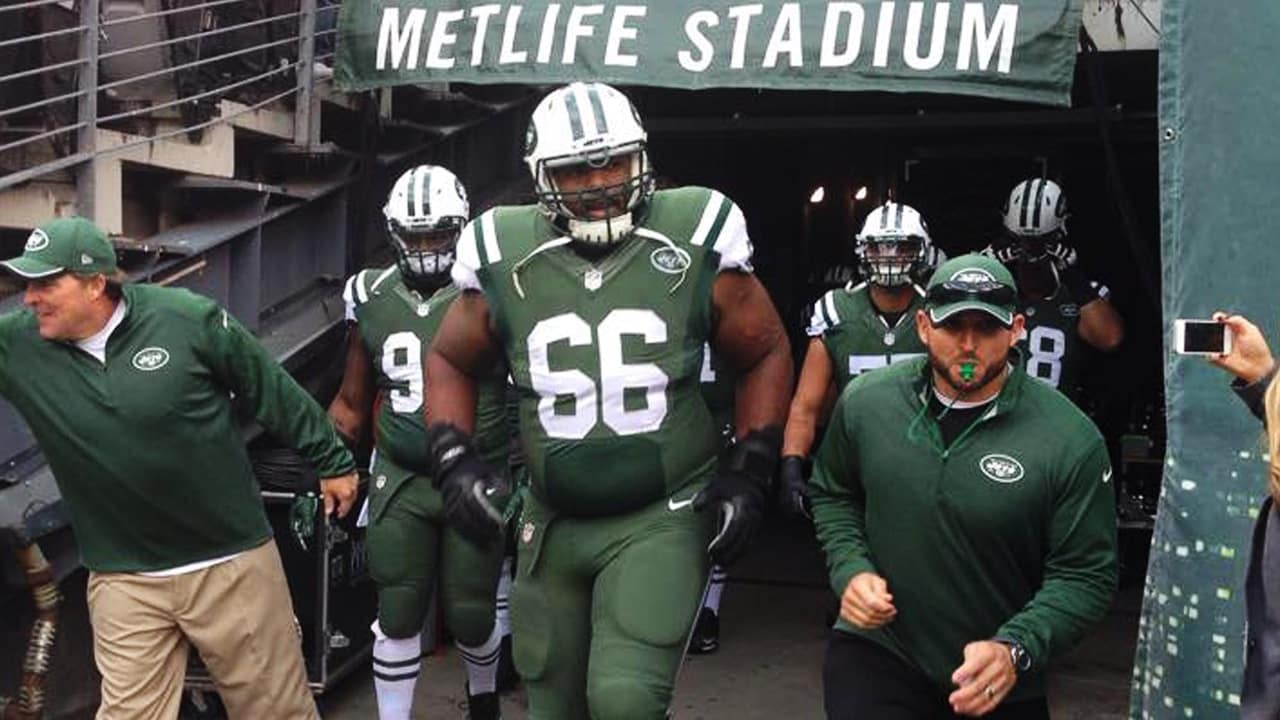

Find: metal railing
<box><xmin>0</xmin><ymin>0</ymin><xmax>343</xmax><ymax>213</ymax></box>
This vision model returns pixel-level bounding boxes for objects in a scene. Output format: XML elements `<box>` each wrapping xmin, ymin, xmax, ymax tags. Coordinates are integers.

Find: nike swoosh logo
<box><xmin>1102</xmin><ymin>469</ymin><xmax>1113</xmax><ymax>485</ymax></box>
<box><xmin>667</xmin><ymin>497</ymin><xmax>695</xmax><ymax>511</ymax></box>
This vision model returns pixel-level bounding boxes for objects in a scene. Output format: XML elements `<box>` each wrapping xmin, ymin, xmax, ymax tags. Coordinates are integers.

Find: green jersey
<box><xmin>0</xmin><ymin>284</ymin><xmax>354</xmax><ymax>572</ymax></box>
<box><xmin>808</xmin><ymin>358</ymin><xmax>1116</xmax><ymax>701</ymax></box>
<box><xmin>453</xmin><ymin>187</ymin><xmax>753</xmax><ymax>517</ymax></box>
<box><xmin>343</xmin><ymin>267</ymin><xmax>507</xmax><ymax>502</ymax></box>
<box><xmin>806</xmin><ymin>282</ymin><xmax>927</xmax><ymax>392</ymax></box>
<box><xmin>1016</xmin><ymin>286</ymin><xmax>1084</xmax><ymax>396</ymax></box>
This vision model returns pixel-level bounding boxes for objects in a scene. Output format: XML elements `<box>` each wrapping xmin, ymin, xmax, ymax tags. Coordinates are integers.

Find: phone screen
<box><xmin>1181</xmin><ymin>321</ymin><xmax>1226</xmax><ymax>353</ymax></box>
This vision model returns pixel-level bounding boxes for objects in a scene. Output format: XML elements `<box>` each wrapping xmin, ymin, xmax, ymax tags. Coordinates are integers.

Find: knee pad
<box><xmin>377</xmin><ymin>588</ymin><xmax>429</xmax><ymax>639</ymax></box>
<box><xmin>444</xmin><ymin>597</ymin><xmax>496</xmax><ymax>648</ymax></box>
<box><xmin>588</xmin><ymin>676</ymin><xmax>669</xmax><ymax>720</ymax></box>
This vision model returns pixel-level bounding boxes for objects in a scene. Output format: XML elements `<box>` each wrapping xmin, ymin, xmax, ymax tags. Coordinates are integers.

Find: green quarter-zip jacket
<box><xmin>809</xmin><ymin>356</ymin><xmax>1116</xmax><ymax>701</ymax></box>
<box><xmin>0</xmin><ymin>284</ymin><xmax>355</xmax><ymax>572</ymax></box>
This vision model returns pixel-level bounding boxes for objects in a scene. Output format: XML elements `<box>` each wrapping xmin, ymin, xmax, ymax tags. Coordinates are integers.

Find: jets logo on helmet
<box><xmin>855</xmin><ymin>202</ymin><xmax>931</xmax><ymax>287</ymax></box>
<box><xmin>383</xmin><ymin>164</ymin><xmax>470</xmax><ymax>290</ymax></box>
<box><xmin>1002</xmin><ymin>178</ymin><xmax>1068</xmax><ymax>239</ymax></box>
<box><xmin>524</xmin><ymin>82</ymin><xmax>654</xmax><ymax>245</ymax></box>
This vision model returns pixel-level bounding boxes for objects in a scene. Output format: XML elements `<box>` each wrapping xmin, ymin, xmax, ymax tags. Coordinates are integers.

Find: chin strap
<box><xmin>569</xmin><ymin>211</ymin><xmax>634</xmax><ymax>245</ymax></box>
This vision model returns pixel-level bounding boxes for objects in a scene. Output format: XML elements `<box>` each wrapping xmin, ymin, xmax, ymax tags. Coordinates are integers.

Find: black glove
<box><xmin>777</xmin><ymin>455</ymin><xmax>811</xmax><ymax>521</ymax></box>
<box><xmin>693</xmin><ymin>426</ymin><xmax>782</xmax><ymax>567</ymax></box>
<box><xmin>1058</xmin><ymin>265</ymin><xmax>1107</xmax><ymax>307</ymax></box>
<box><xmin>426</xmin><ymin>423</ymin><xmax>509</xmax><ymax>548</ymax></box>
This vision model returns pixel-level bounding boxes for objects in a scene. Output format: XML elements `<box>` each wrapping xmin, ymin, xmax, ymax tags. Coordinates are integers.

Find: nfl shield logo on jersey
<box><xmin>584</xmin><ymin>268</ymin><xmax>603</xmax><ymax>291</ymax></box>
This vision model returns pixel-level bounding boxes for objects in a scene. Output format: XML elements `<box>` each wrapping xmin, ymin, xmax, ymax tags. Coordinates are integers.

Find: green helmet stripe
<box><xmin>422</xmin><ymin>166</ymin><xmax>433</xmax><ymax>218</ymax></box>
<box><xmin>587</xmin><ymin>84</ymin><xmax>609</xmax><ymax>136</ymax></box>
<box><xmin>564</xmin><ymin>88</ymin><xmax>585</xmax><ymax>141</ymax></box>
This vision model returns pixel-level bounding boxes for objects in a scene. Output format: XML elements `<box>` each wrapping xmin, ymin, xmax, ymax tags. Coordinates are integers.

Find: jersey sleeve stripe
<box><xmin>342</xmin><ymin>274</ymin><xmax>358</xmax><ymax>321</ymax></box>
<box><xmin>354</xmin><ymin>269</ymin><xmax>370</xmax><ymax>304</ymax></box>
<box><xmin>452</xmin><ymin>219</ymin><xmax>483</xmax><ymax>292</ymax></box>
<box><xmin>823</xmin><ymin>290</ymin><xmax>841</xmax><ymax>325</ymax></box>
<box><xmin>689</xmin><ymin>190</ymin><xmax>727</xmax><ymax>247</ymax></box>
<box><xmin>710</xmin><ymin>201</ymin><xmax>752</xmax><ymax>272</ymax></box>
<box><xmin>481</xmin><ymin>210</ymin><xmax>501</xmax><ymax>263</ymax></box>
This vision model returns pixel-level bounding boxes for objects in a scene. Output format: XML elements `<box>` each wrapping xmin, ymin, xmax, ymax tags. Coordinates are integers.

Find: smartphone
<box><xmin>1174</xmin><ymin>319</ymin><xmax>1233</xmax><ymax>355</ymax></box>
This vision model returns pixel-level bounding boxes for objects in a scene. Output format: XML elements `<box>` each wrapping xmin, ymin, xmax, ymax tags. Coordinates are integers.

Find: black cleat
<box><xmin>466</xmin><ymin>684</ymin><xmax>501</xmax><ymax>720</ymax></box>
<box><xmin>496</xmin><ymin>633</ymin><xmax>518</xmax><ymax>693</ymax></box>
<box><xmin>688</xmin><ymin>607</ymin><xmax>720</xmax><ymax>655</ymax></box>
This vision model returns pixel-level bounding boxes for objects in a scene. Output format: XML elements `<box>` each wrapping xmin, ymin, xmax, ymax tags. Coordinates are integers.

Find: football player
<box><xmin>985</xmin><ymin>178</ymin><xmax>1124</xmax><ymax>398</ymax></box>
<box><xmin>327</xmin><ymin>165</ymin><xmax>509</xmax><ymax>720</ymax></box>
<box><xmin>423</xmin><ymin>82</ymin><xmax>793</xmax><ymax>719</ymax></box>
<box><xmin>778</xmin><ymin>202</ymin><xmax>934</xmax><ymax>517</ymax></box>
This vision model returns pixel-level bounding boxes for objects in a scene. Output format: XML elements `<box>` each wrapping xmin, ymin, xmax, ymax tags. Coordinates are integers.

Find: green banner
<box><xmin>1131</xmin><ymin>1</ymin><xmax>1280</xmax><ymax>718</ymax></box>
<box><xmin>337</xmin><ymin>1</ymin><xmax>1084</xmax><ymax>106</ymax></box>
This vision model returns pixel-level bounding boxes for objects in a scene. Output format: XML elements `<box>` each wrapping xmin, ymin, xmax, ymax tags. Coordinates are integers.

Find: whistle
<box><xmin>960</xmin><ymin>362</ymin><xmax>976</xmax><ymax>383</ymax></box>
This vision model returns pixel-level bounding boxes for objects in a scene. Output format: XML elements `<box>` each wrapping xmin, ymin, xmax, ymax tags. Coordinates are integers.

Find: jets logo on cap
<box><xmin>25</xmin><ymin>229</ymin><xmax>49</xmax><ymax>252</ymax></box>
<box><xmin>979</xmin><ymin>454</ymin><xmax>1025</xmax><ymax>483</ymax></box>
<box><xmin>80</xmin><ymin>253</ymin><xmax>93</xmax><ymax>265</ymax></box>
<box><xmin>131</xmin><ymin>347</ymin><xmax>171</xmax><ymax>372</ymax></box>
<box><xmin>950</xmin><ymin>268</ymin><xmax>996</xmax><ymax>284</ymax></box>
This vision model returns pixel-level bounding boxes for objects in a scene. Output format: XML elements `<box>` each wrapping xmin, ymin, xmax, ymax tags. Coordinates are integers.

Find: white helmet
<box><xmin>383</xmin><ymin>164</ymin><xmax>469</xmax><ymax>288</ymax></box>
<box><xmin>1002</xmin><ymin>178</ymin><xmax>1068</xmax><ymax>239</ymax></box>
<box><xmin>524</xmin><ymin>82</ymin><xmax>654</xmax><ymax>245</ymax></box>
<box><xmin>855</xmin><ymin>202</ymin><xmax>931</xmax><ymax>287</ymax></box>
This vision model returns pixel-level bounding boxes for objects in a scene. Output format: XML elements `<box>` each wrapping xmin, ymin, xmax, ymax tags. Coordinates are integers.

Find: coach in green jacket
<box><xmin>810</xmin><ymin>254</ymin><xmax>1116</xmax><ymax>719</ymax></box>
<box><xmin>0</xmin><ymin>217</ymin><xmax>358</xmax><ymax>719</ymax></box>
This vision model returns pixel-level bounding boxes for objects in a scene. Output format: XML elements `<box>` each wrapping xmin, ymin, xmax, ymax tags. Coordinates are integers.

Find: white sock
<box><xmin>371</xmin><ymin>620</ymin><xmax>421</xmax><ymax>720</ymax></box>
<box><xmin>702</xmin><ymin>565</ymin><xmax>727</xmax><ymax>615</ymax></box>
<box><xmin>457</xmin><ymin>623</ymin><xmax>502</xmax><ymax>695</ymax></box>
<box><xmin>496</xmin><ymin>556</ymin><xmax>513</xmax><ymax>638</ymax></box>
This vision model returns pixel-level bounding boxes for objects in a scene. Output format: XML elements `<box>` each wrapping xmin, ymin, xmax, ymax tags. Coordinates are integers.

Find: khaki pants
<box><xmin>87</xmin><ymin>540</ymin><xmax>318</xmax><ymax>720</ymax></box>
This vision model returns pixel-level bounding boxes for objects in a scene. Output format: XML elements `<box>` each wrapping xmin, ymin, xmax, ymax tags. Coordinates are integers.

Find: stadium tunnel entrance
<box><xmin>633</xmin><ymin>50</ymin><xmax>1163</xmax><ymax>552</ymax></box>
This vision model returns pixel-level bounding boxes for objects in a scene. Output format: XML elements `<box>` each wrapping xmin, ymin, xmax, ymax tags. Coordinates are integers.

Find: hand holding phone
<box><xmin>1206</xmin><ymin>313</ymin><xmax>1276</xmax><ymax>384</ymax></box>
<box><xmin>1175</xmin><ymin>319</ymin><xmax>1233</xmax><ymax>355</ymax></box>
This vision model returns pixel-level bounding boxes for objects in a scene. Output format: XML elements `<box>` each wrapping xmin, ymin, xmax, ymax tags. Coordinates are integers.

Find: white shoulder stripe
<box><xmin>370</xmin><ymin>266</ymin><xmax>397</xmax><ymax>294</ymax></box>
<box><xmin>452</xmin><ymin>219</ymin><xmax>483</xmax><ymax>292</ymax></box>
<box><xmin>690</xmin><ymin>190</ymin><xmax>726</xmax><ymax>247</ymax></box>
<box><xmin>481</xmin><ymin>210</ymin><xmax>501</xmax><ymax>263</ymax></box>
<box><xmin>354</xmin><ymin>269</ymin><xmax>370</xmax><ymax>304</ymax></box>
<box><xmin>823</xmin><ymin>290</ymin><xmax>840</xmax><ymax>325</ymax></box>
<box><xmin>341</xmin><ymin>274</ymin><xmax>359</xmax><ymax>321</ymax></box>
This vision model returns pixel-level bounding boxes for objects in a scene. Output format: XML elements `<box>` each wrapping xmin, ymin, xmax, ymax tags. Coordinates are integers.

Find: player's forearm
<box><xmin>1077</xmin><ymin>299</ymin><xmax>1124</xmax><ymax>351</ymax></box>
<box><xmin>326</xmin><ymin>398</ymin><xmax>368</xmax><ymax>447</ymax></box>
<box><xmin>424</xmin><ymin>350</ymin><xmax>479</xmax><ymax>434</ymax></box>
<box><xmin>734</xmin><ymin>341</ymin><xmax>793</xmax><ymax>435</ymax></box>
<box><xmin>783</xmin><ymin>398</ymin><xmax>820</xmax><ymax>457</ymax></box>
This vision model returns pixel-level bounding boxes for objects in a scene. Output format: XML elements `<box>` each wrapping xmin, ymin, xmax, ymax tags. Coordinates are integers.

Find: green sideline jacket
<box><xmin>809</xmin><ymin>357</ymin><xmax>1116</xmax><ymax>701</ymax></box>
<box><xmin>0</xmin><ymin>283</ymin><xmax>355</xmax><ymax>572</ymax></box>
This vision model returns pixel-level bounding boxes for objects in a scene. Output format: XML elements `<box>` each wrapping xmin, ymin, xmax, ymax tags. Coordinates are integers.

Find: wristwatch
<box><xmin>993</xmin><ymin>636</ymin><xmax>1033</xmax><ymax>673</ymax></box>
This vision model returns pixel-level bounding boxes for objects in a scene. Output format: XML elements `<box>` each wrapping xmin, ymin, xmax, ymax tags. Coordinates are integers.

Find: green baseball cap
<box><xmin>924</xmin><ymin>253</ymin><xmax>1020</xmax><ymax>327</ymax></box>
<box><xmin>1</xmin><ymin>217</ymin><xmax>117</xmax><ymax>279</ymax></box>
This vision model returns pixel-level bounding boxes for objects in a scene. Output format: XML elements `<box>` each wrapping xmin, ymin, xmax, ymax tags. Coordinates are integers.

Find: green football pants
<box><xmin>366</xmin><ymin>469</ymin><xmax>504</xmax><ymax>645</ymax></box>
<box><xmin>510</xmin><ymin>485</ymin><xmax>712</xmax><ymax>720</ymax></box>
